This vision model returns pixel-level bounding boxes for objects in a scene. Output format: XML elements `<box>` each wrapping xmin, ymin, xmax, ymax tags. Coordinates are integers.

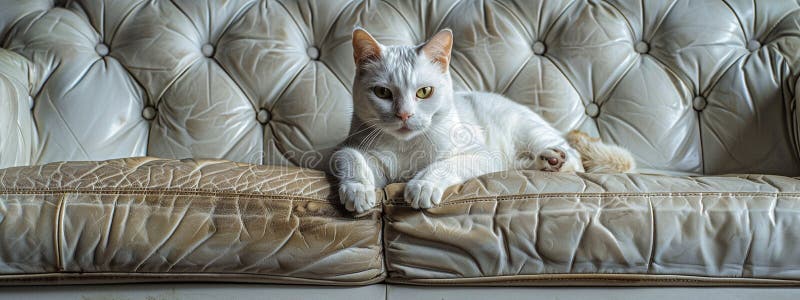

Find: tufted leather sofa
<box><xmin>2</xmin><ymin>0</ymin><xmax>800</xmax><ymax>293</ymax></box>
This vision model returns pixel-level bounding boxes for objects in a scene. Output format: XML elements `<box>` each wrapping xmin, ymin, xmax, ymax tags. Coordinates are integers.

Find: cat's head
<box><xmin>351</xmin><ymin>28</ymin><xmax>454</xmax><ymax>141</ymax></box>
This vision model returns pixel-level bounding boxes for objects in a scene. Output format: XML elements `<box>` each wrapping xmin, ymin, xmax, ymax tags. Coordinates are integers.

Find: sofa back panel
<box><xmin>0</xmin><ymin>49</ymin><xmax>37</xmax><ymax>169</ymax></box>
<box><xmin>1</xmin><ymin>0</ymin><xmax>799</xmax><ymax>175</ymax></box>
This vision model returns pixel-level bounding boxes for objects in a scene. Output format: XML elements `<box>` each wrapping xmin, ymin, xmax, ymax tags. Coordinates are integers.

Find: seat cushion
<box><xmin>0</xmin><ymin>158</ymin><xmax>383</xmax><ymax>285</ymax></box>
<box><xmin>383</xmin><ymin>171</ymin><xmax>800</xmax><ymax>286</ymax></box>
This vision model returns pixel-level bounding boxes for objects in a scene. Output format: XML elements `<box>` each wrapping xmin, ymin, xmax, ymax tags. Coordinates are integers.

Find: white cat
<box><xmin>331</xmin><ymin>28</ymin><xmax>634</xmax><ymax>213</ymax></box>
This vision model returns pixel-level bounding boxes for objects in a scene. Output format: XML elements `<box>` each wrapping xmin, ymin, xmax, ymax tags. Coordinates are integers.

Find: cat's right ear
<box><xmin>353</xmin><ymin>28</ymin><xmax>382</xmax><ymax>66</ymax></box>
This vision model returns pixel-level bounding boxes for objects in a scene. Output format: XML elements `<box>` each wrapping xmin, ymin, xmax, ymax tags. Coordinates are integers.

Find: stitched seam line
<box><xmin>391</xmin><ymin>277</ymin><xmax>799</xmax><ymax>285</ymax></box>
<box><xmin>0</xmin><ymin>271</ymin><xmax>386</xmax><ymax>286</ymax></box>
<box><xmin>11</xmin><ymin>191</ymin><xmax>370</xmax><ymax>222</ymax></box>
<box><xmin>387</xmin><ymin>274</ymin><xmax>800</xmax><ymax>285</ymax></box>
<box><xmin>385</xmin><ymin>192</ymin><xmax>800</xmax><ymax>207</ymax></box>
<box><xmin>0</xmin><ymin>189</ymin><xmax>334</xmax><ymax>202</ymax></box>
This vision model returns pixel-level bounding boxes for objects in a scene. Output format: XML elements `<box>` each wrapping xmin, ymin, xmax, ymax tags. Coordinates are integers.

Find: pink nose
<box><xmin>396</xmin><ymin>112</ymin><xmax>413</xmax><ymax>121</ymax></box>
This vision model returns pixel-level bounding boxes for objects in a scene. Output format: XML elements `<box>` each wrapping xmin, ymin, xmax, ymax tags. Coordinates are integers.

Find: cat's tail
<box><xmin>566</xmin><ymin>130</ymin><xmax>636</xmax><ymax>173</ymax></box>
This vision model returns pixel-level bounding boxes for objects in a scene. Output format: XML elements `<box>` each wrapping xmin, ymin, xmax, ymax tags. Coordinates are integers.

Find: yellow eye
<box><xmin>373</xmin><ymin>86</ymin><xmax>393</xmax><ymax>99</ymax></box>
<box><xmin>416</xmin><ymin>86</ymin><xmax>434</xmax><ymax>99</ymax></box>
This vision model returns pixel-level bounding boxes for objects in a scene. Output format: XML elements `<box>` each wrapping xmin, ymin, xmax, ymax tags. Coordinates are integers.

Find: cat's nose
<box><xmin>396</xmin><ymin>112</ymin><xmax>413</xmax><ymax>122</ymax></box>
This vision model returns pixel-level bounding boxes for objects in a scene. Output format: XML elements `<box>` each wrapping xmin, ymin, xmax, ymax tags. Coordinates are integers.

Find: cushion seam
<box><xmin>54</xmin><ymin>193</ymin><xmax>66</xmax><ymax>272</ymax></box>
<box><xmin>386</xmin><ymin>273</ymin><xmax>800</xmax><ymax>285</ymax></box>
<box><xmin>385</xmin><ymin>192</ymin><xmax>800</xmax><ymax>207</ymax></box>
<box><xmin>0</xmin><ymin>189</ymin><xmax>335</xmax><ymax>203</ymax></box>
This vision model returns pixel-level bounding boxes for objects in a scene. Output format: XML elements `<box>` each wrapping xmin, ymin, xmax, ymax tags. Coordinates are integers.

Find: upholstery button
<box><xmin>307</xmin><ymin>46</ymin><xmax>320</xmax><ymax>60</ymax></box>
<box><xmin>201</xmin><ymin>43</ymin><xmax>215</xmax><ymax>57</ymax></box>
<box><xmin>693</xmin><ymin>96</ymin><xmax>707</xmax><ymax>111</ymax></box>
<box><xmin>532</xmin><ymin>41</ymin><xmax>546</xmax><ymax>55</ymax></box>
<box><xmin>142</xmin><ymin>106</ymin><xmax>156</xmax><ymax>120</ymax></box>
<box><xmin>747</xmin><ymin>40</ymin><xmax>761</xmax><ymax>52</ymax></box>
<box><xmin>257</xmin><ymin>108</ymin><xmax>271</xmax><ymax>124</ymax></box>
<box><xmin>95</xmin><ymin>43</ymin><xmax>109</xmax><ymax>56</ymax></box>
<box><xmin>585</xmin><ymin>103</ymin><xmax>600</xmax><ymax>117</ymax></box>
<box><xmin>634</xmin><ymin>41</ymin><xmax>649</xmax><ymax>54</ymax></box>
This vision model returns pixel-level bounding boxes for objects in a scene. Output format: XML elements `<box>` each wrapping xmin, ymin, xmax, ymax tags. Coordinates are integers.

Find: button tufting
<box><xmin>532</xmin><ymin>41</ymin><xmax>546</xmax><ymax>55</ymax></box>
<box><xmin>142</xmin><ymin>106</ymin><xmax>156</xmax><ymax>120</ymax></box>
<box><xmin>634</xmin><ymin>41</ymin><xmax>649</xmax><ymax>54</ymax></box>
<box><xmin>95</xmin><ymin>43</ymin><xmax>109</xmax><ymax>56</ymax></box>
<box><xmin>201</xmin><ymin>43</ymin><xmax>215</xmax><ymax>57</ymax></box>
<box><xmin>693</xmin><ymin>96</ymin><xmax>707</xmax><ymax>111</ymax></box>
<box><xmin>585</xmin><ymin>103</ymin><xmax>600</xmax><ymax>117</ymax></box>
<box><xmin>747</xmin><ymin>40</ymin><xmax>761</xmax><ymax>52</ymax></box>
<box><xmin>307</xmin><ymin>46</ymin><xmax>320</xmax><ymax>60</ymax></box>
<box><xmin>257</xmin><ymin>108</ymin><xmax>271</xmax><ymax>124</ymax></box>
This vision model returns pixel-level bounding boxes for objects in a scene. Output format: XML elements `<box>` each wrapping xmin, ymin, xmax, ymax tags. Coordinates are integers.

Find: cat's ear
<box><xmin>420</xmin><ymin>29</ymin><xmax>453</xmax><ymax>73</ymax></box>
<box><xmin>353</xmin><ymin>28</ymin><xmax>382</xmax><ymax>66</ymax></box>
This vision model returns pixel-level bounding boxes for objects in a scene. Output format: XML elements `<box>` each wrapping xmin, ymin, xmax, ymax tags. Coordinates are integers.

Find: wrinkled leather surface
<box><xmin>4</xmin><ymin>158</ymin><xmax>800</xmax><ymax>286</ymax></box>
<box><xmin>384</xmin><ymin>171</ymin><xmax>800</xmax><ymax>284</ymax></box>
<box><xmin>0</xmin><ymin>158</ymin><xmax>384</xmax><ymax>285</ymax></box>
<box><xmin>0</xmin><ymin>49</ymin><xmax>36</xmax><ymax>169</ymax></box>
<box><xmin>1</xmin><ymin>0</ymin><xmax>799</xmax><ymax>175</ymax></box>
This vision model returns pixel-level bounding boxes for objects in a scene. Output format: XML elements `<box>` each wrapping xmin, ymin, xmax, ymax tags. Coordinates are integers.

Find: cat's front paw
<box><xmin>404</xmin><ymin>180</ymin><xmax>444</xmax><ymax>209</ymax></box>
<box><xmin>535</xmin><ymin>148</ymin><xmax>567</xmax><ymax>172</ymax></box>
<box><xmin>339</xmin><ymin>181</ymin><xmax>377</xmax><ymax>213</ymax></box>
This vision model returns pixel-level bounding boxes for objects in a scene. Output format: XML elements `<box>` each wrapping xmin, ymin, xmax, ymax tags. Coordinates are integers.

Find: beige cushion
<box><xmin>5</xmin><ymin>159</ymin><xmax>800</xmax><ymax>286</ymax></box>
<box><xmin>383</xmin><ymin>170</ymin><xmax>800</xmax><ymax>285</ymax></box>
<box><xmin>0</xmin><ymin>158</ymin><xmax>384</xmax><ymax>285</ymax></box>
<box><xmin>1</xmin><ymin>1</ymin><xmax>799</xmax><ymax>175</ymax></box>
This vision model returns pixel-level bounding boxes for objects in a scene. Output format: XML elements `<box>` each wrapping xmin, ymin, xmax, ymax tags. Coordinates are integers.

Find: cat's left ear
<box><xmin>353</xmin><ymin>28</ymin><xmax>383</xmax><ymax>66</ymax></box>
<box><xmin>420</xmin><ymin>29</ymin><xmax>453</xmax><ymax>73</ymax></box>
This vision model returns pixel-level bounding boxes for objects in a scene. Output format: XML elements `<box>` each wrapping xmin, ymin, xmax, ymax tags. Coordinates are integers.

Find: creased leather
<box><xmin>383</xmin><ymin>170</ymin><xmax>800</xmax><ymax>284</ymax></box>
<box><xmin>0</xmin><ymin>49</ymin><xmax>36</xmax><ymax>169</ymax></box>
<box><xmin>0</xmin><ymin>158</ymin><xmax>384</xmax><ymax>285</ymax></box>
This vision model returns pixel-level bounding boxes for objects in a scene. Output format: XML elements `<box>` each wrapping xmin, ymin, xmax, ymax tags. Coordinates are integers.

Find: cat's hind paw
<box><xmin>404</xmin><ymin>180</ymin><xmax>444</xmax><ymax>209</ymax></box>
<box><xmin>535</xmin><ymin>148</ymin><xmax>567</xmax><ymax>172</ymax></box>
<box><xmin>339</xmin><ymin>181</ymin><xmax>377</xmax><ymax>213</ymax></box>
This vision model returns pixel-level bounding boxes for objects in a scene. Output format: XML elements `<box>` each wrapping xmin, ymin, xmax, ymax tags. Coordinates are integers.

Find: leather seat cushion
<box><xmin>383</xmin><ymin>171</ymin><xmax>800</xmax><ymax>285</ymax></box>
<box><xmin>4</xmin><ymin>158</ymin><xmax>800</xmax><ymax>286</ymax></box>
<box><xmin>0</xmin><ymin>158</ymin><xmax>384</xmax><ymax>285</ymax></box>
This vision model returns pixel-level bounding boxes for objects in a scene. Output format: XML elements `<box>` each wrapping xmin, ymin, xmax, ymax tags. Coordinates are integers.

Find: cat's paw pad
<box><xmin>339</xmin><ymin>181</ymin><xmax>377</xmax><ymax>213</ymax></box>
<box><xmin>536</xmin><ymin>148</ymin><xmax>567</xmax><ymax>172</ymax></box>
<box><xmin>404</xmin><ymin>180</ymin><xmax>444</xmax><ymax>209</ymax></box>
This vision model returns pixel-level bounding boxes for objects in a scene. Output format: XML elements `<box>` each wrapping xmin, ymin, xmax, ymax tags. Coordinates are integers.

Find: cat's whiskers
<box><xmin>358</xmin><ymin>120</ymin><xmax>386</xmax><ymax>151</ymax></box>
<box><xmin>348</xmin><ymin>118</ymin><xmax>382</xmax><ymax>138</ymax></box>
<box><xmin>358</xmin><ymin>130</ymin><xmax>380</xmax><ymax>150</ymax></box>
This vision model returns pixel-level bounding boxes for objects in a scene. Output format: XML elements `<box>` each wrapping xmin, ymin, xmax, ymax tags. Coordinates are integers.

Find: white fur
<box><xmin>332</xmin><ymin>29</ymin><xmax>588</xmax><ymax>213</ymax></box>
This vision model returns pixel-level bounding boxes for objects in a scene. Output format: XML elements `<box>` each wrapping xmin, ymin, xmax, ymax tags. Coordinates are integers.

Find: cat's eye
<box><xmin>373</xmin><ymin>86</ymin><xmax>393</xmax><ymax>99</ymax></box>
<box><xmin>416</xmin><ymin>86</ymin><xmax>434</xmax><ymax>99</ymax></box>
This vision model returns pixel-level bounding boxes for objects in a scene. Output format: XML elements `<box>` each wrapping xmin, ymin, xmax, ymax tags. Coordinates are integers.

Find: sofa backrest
<box><xmin>1</xmin><ymin>0</ymin><xmax>799</xmax><ymax>175</ymax></box>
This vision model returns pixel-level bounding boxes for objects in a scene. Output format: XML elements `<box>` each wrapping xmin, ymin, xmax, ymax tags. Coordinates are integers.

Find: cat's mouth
<box><xmin>392</xmin><ymin>124</ymin><xmax>417</xmax><ymax>139</ymax></box>
<box><xmin>383</xmin><ymin>121</ymin><xmax>425</xmax><ymax>140</ymax></box>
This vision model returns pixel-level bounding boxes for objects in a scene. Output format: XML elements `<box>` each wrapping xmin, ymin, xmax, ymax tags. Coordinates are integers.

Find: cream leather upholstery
<box><xmin>2</xmin><ymin>0</ymin><xmax>800</xmax><ymax>288</ymax></box>
<box><xmin>384</xmin><ymin>172</ymin><xmax>800</xmax><ymax>284</ymax></box>
<box><xmin>2</xmin><ymin>0</ymin><xmax>799</xmax><ymax>174</ymax></box>
<box><xmin>0</xmin><ymin>49</ymin><xmax>35</xmax><ymax>169</ymax></box>
<box><xmin>0</xmin><ymin>158</ymin><xmax>384</xmax><ymax>285</ymax></box>
<box><xmin>2</xmin><ymin>158</ymin><xmax>800</xmax><ymax>286</ymax></box>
